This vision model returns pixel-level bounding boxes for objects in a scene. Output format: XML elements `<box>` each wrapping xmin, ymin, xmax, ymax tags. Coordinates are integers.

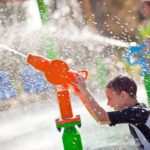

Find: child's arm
<box><xmin>72</xmin><ymin>75</ymin><xmax>110</xmax><ymax>124</ymax></box>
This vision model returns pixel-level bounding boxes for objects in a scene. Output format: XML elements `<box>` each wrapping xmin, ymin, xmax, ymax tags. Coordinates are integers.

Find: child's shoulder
<box><xmin>123</xmin><ymin>103</ymin><xmax>149</xmax><ymax>114</ymax></box>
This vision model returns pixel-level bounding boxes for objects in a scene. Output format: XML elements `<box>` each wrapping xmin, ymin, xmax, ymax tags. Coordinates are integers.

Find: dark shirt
<box><xmin>108</xmin><ymin>103</ymin><xmax>150</xmax><ymax>150</ymax></box>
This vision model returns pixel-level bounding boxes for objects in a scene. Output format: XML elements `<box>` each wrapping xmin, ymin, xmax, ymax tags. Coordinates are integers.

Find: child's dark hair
<box><xmin>145</xmin><ymin>1</ymin><xmax>150</xmax><ymax>6</ymax></box>
<box><xmin>106</xmin><ymin>75</ymin><xmax>137</xmax><ymax>98</ymax></box>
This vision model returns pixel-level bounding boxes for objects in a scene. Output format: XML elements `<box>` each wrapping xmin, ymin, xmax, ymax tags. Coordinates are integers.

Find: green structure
<box><xmin>144</xmin><ymin>73</ymin><xmax>150</xmax><ymax>105</ymax></box>
<box><xmin>56</xmin><ymin>119</ymin><xmax>83</xmax><ymax>150</ymax></box>
<box><xmin>37</xmin><ymin>0</ymin><xmax>58</xmax><ymax>59</ymax></box>
<box><xmin>37</xmin><ymin>0</ymin><xmax>49</xmax><ymax>24</ymax></box>
<box><xmin>139</xmin><ymin>20</ymin><xmax>150</xmax><ymax>106</ymax></box>
<box><xmin>95</xmin><ymin>59</ymin><xmax>108</xmax><ymax>91</ymax></box>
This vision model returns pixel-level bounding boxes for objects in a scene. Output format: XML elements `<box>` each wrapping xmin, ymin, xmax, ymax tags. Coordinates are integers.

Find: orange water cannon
<box><xmin>27</xmin><ymin>54</ymin><xmax>88</xmax><ymax>149</ymax></box>
<box><xmin>27</xmin><ymin>54</ymin><xmax>88</xmax><ymax>124</ymax></box>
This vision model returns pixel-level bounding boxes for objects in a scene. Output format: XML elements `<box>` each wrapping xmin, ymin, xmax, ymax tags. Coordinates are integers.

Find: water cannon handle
<box><xmin>78</xmin><ymin>70</ymin><xmax>88</xmax><ymax>79</ymax></box>
<box><xmin>69</xmin><ymin>70</ymin><xmax>88</xmax><ymax>82</ymax></box>
<box><xmin>70</xmin><ymin>70</ymin><xmax>88</xmax><ymax>92</ymax></box>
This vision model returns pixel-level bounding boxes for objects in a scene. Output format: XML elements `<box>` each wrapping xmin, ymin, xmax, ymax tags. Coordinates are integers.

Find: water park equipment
<box><xmin>36</xmin><ymin>0</ymin><xmax>59</xmax><ymax>60</ymax></box>
<box><xmin>27</xmin><ymin>54</ymin><xmax>88</xmax><ymax>150</ymax></box>
<box><xmin>126</xmin><ymin>42</ymin><xmax>150</xmax><ymax>105</ymax></box>
<box><xmin>37</xmin><ymin>0</ymin><xmax>49</xmax><ymax>24</ymax></box>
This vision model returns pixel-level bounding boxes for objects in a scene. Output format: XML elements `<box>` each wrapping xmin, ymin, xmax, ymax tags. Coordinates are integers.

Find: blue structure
<box><xmin>0</xmin><ymin>71</ymin><xmax>17</xmax><ymax>100</ymax></box>
<box><xmin>20</xmin><ymin>66</ymin><xmax>54</xmax><ymax>93</ymax></box>
<box><xmin>125</xmin><ymin>42</ymin><xmax>150</xmax><ymax>105</ymax></box>
<box><xmin>126</xmin><ymin>42</ymin><xmax>150</xmax><ymax>75</ymax></box>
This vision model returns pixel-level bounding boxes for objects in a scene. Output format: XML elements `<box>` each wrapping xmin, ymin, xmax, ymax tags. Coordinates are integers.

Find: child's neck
<box><xmin>122</xmin><ymin>98</ymin><xmax>138</xmax><ymax>110</ymax></box>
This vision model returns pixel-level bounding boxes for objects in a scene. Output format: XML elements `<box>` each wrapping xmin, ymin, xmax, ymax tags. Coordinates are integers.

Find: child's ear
<box><xmin>120</xmin><ymin>91</ymin><xmax>128</xmax><ymax>99</ymax></box>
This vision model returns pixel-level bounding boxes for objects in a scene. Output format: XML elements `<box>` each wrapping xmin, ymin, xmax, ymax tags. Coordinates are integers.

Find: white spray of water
<box><xmin>60</xmin><ymin>29</ymin><xmax>130</xmax><ymax>48</ymax></box>
<box><xmin>85</xmin><ymin>34</ymin><xmax>130</xmax><ymax>48</ymax></box>
<box><xmin>0</xmin><ymin>44</ymin><xmax>27</xmax><ymax>58</ymax></box>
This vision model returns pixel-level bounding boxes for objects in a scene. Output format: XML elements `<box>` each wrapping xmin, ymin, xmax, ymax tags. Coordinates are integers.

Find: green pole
<box><xmin>95</xmin><ymin>59</ymin><xmax>107</xmax><ymax>91</ymax></box>
<box><xmin>36</xmin><ymin>0</ymin><xmax>58</xmax><ymax>59</ymax></box>
<box><xmin>63</xmin><ymin>127</ymin><xmax>83</xmax><ymax>150</ymax></box>
<box><xmin>37</xmin><ymin>0</ymin><xmax>49</xmax><ymax>24</ymax></box>
<box><xmin>144</xmin><ymin>74</ymin><xmax>150</xmax><ymax>106</ymax></box>
<box><xmin>56</xmin><ymin>118</ymin><xmax>83</xmax><ymax>150</ymax></box>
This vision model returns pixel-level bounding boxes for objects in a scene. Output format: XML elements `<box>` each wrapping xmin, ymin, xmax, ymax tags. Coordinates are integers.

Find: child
<box><xmin>72</xmin><ymin>75</ymin><xmax>150</xmax><ymax>150</ymax></box>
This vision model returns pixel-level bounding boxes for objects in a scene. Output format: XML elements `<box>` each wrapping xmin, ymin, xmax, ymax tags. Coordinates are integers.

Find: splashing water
<box><xmin>56</xmin><ymin>29</ymin><xmax>130</xmax><ymax>48</ymax></box>
<box><xmin>0</xmin><ymin>44</ymin><xmax>27</xmax><ymax>58</ymax></box>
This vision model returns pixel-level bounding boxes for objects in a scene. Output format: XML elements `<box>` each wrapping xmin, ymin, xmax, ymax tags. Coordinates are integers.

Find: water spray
<box><xmin>62</xmin><ymin>31</ymin><xmax>130</xmax><ymax>48</ymax></box>
<box><xmin>0</xmin><ymin>44</ymin><xmax>26</xmax><ymax>58</ymax></box>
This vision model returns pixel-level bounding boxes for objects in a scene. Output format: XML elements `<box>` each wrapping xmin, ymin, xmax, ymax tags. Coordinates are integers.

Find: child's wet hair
<box><xmin>106</xmin><ymin>75</ymin><xmax>137</xmax><ymax>98</ymax></box>
<box><xmin>144</xmin><ymin>1</ymin><xmax>150</xmax><ymax>6</ymax></box>
<box><xmin>141</xmin><ymin>0</ymin><xmax>150</xmax><ymax>5</ymax></box>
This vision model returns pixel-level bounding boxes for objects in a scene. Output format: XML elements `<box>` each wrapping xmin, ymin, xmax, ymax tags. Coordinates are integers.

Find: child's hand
<box><xmin>71</xmin><ymin>74</ymin><xmax>87</xmax><ymax>93</ymax></box>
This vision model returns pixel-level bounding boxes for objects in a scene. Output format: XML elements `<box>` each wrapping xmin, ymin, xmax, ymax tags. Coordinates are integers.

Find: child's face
<box><xmin>106</xmin><ymin>88</ymin><xmax>127</xmax><ymax>111</ymax></box>
<box><xmin>139</xmin><ymin>2</ymin><xmax>150</xmax><ymax>18</ymax></box>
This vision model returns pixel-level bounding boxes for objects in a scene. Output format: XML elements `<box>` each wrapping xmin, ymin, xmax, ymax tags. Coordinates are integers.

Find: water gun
<box><xmin>27</xmin><ymin>54</ymin><xmax>88</xmax><ymax>150</ymax></box>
